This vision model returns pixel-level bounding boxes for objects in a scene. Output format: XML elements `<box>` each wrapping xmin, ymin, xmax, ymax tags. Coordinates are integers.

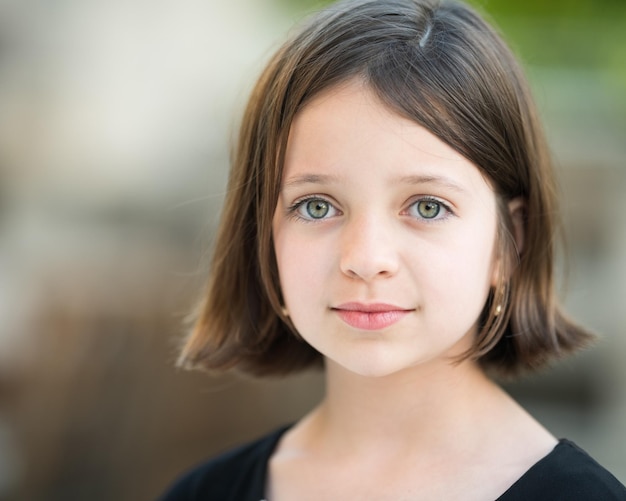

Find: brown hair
<box><xmin>179</xmin><ymin>0</ymin><xmax>593</xmax><ymax>377</ymax></box>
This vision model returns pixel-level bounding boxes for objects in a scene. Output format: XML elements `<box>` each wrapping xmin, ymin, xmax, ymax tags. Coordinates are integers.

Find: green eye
<box><xmin>416</xmin><ymin>200</ymin><xmax>441</xmax><ymax>219</ymax></box>
<box><xmin>305</xmin><ymin>199</ymin><xmax>330</xmax><ymax>219</ymax></box>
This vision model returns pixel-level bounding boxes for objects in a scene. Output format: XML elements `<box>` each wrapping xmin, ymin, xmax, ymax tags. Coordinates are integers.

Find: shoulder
<box><xmin>158</xmin><ymin>426</ymin><xmax>290</xmax><ymax>501</ymax></box>
<box><xmin>500</xmin><ymin>439</ymin><xmax>626</xmax><ymax>500</ymax></box>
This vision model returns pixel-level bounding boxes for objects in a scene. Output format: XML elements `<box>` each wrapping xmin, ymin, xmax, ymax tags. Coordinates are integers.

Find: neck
<box><xmin>308</xmin><ymin>359</ymin><xmax>505</xmax><ymax>455</ymax></box>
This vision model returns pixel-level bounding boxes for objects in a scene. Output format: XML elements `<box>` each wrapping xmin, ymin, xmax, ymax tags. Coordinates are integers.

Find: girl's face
<box><xmin>272</xmin><ymin>80</ymin><xmax>500</xmax><ymax>378</ymax></box>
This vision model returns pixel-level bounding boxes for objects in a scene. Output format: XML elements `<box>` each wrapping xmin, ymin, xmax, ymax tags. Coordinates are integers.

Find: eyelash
<box><xmin>286</xmin><ymin>195</ymin><xmax>340</xmax><ymax>223</ymax></box>
<box><xmin>286</xmin><ymin>195</ymin><xmax>454</xmax><ymax>223</ymax></box>
<box><xmin>403</xmin><ymin>196</ymin><xmax>454</xmax><ymax>222</ymax></box>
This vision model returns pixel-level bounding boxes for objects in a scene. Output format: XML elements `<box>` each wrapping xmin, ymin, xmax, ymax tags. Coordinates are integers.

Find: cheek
<box><xmin>273</xmin><ymin>225</ymin><xmax>332</xmax><ymax>309</ymax></box>
<box><xmin>422</xmin><ymin>225</ymin><xmax>497</xmax><ymax>312</ymax></box>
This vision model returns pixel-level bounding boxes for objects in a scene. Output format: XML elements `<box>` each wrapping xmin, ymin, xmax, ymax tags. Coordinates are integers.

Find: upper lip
<box><xmin>333</xmin><ymin>302</ymin><xmax>412</xmax><ymax>312</ymax></box>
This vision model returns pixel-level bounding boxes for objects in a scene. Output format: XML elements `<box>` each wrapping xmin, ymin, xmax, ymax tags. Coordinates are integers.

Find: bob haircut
<box><xmin>179</xmin><ymin>0</ymin><xmax>592</xmax><ymax>377</ymax></box>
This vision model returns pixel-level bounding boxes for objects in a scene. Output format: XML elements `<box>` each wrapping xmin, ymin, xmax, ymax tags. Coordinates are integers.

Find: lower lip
<box><xmin>334</xmin><ymin>309</ymin><xmax>410</xmax><ymax>330</ymax></box>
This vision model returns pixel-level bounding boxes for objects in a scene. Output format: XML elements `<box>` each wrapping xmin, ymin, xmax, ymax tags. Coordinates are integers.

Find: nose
<box><xmin>339</xmin><ymin>214</ymin><xmax>400</xmax><ymax>281</ymax></box>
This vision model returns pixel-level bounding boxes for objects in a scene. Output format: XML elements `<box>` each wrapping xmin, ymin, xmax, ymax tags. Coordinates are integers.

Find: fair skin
<box><xmin>269</xmin><ymin>79</ymin><xmax>556</xmax><ymax>501</ymax></box>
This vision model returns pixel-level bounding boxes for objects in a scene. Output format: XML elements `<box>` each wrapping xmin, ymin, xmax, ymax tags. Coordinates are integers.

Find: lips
<box><xmin>332</xmin><ymin>302</ymin><xmax>412</xmax><ymax>330</ymax></box>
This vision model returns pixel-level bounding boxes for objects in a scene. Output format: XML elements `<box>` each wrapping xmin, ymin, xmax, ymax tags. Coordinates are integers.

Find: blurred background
<box><xmin>0</xmin><ymin>0</ymin><xmax>624</xmax><ymax>499</ymax></box>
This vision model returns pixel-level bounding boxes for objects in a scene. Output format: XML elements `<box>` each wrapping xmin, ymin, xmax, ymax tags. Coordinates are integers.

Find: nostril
<box><xmin>339</xmin><ymin>247</ymin><xmax>399</xmax><ymax>281</ymax></box>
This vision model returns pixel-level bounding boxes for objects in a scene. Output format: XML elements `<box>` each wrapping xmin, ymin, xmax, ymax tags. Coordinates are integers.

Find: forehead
<box><xmin>283</xmin><ymin>80</ymin><xmax>494</xmax><ymax>198</ymax></box>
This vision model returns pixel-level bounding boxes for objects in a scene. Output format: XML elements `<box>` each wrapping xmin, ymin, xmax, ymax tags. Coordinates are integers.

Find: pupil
<box><xmin>418</xmin><ymin>200</ymin><xmax>440</xmax><ymax>218</ymax></box>
<box><xmin>307</xmin><ymin>200</ymin><xmax>329</xmax><ymax>218</ymax></box>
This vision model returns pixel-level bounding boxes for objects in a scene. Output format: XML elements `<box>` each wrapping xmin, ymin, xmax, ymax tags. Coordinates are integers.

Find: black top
<box><xmin>160</xmin><ymin>426</ymin><xmax>626</xmax><ymax>500</ymax></box>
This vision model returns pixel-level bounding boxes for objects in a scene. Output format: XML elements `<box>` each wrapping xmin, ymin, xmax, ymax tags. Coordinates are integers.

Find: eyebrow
<box><xmin>397</xmin><ymin>174</ymin><xmax>468</xmax><ymax>194</ymax></box>
<box><xmin>282</xmin><ymin>173</ymin><xmax>340</xmax><ymax>189</ymax></box>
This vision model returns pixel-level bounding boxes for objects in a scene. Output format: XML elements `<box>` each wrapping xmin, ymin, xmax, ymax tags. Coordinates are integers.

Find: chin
<box><xmin>327</xmin><ymin>352</ymin><xmax>426</xmax><ymax>379</ymax></box>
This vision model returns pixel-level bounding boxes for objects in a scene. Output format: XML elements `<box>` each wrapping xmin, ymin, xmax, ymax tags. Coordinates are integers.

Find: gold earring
<box><xmin>281</xmin><ymin>306</ymin><xmax>289</xmax><ymax>317</ymax></box>
<box><xmin>493</xmin><ymin>283</ymin><xmax>507</xmax><ymax>317</ymax></box>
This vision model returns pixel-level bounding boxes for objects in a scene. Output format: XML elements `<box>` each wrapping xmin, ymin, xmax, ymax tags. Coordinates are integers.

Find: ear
<box><xmin>507</xmin><ymin>197</ymin><xmax>526</xmax><ymax>256</ymax></box>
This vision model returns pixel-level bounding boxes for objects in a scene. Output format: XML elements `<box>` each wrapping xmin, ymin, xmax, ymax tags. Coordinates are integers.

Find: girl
<box><xmin>161</xmin><ymin>0</ymin><xmax>626</xmax><ymax>499</ymax></box>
